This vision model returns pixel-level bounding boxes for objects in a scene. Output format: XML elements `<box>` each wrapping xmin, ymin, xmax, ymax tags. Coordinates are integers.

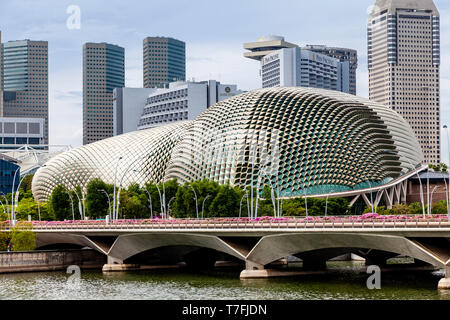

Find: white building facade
<box><xmin>261</xmin><ymin>47</ymin><xmax>350</xmax><ymax>93</ymax></box>
<box><xmin>137</xmin><ymin>80</ymin><xmax>243</xmax><ymax>130</ymax></box>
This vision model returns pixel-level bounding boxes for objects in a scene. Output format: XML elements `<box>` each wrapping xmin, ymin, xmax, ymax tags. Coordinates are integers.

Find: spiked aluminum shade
<box><xmin>32</xmin><ymin>87</ymin><xmax>424</xmax><ymax>202</ymax></box>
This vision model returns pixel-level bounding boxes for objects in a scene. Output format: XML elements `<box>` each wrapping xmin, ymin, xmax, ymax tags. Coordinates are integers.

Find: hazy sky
<box><xmin>1</xmin><ymin>0</ymin><xmax>449</xmax><ymax>163</ymax></box>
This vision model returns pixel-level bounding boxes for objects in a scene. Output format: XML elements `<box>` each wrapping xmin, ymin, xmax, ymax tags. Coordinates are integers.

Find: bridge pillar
<box><xmin>102</xmin><ymin>256</ymin><xmax>140</xmax><ymax>273</ymax></box>
<box><xmin>438</xmin><ymin>265</ymin><xmax>450</xmax><ymax>290</ymax></box>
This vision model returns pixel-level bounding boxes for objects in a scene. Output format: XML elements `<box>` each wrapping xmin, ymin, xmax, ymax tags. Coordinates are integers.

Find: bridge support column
<box><xmin>102</xmin><ymin>256</ymin><xmax>140</xmax><ymax>273</ymax></box>
<box><xmin>438</xmin><ymin>265</ymin><xmax>450</xmax><ymax>290</ymax></box>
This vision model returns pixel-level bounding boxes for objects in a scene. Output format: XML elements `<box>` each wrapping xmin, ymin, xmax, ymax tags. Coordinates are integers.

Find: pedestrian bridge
<box><xmin>2</xmin><ymin>218</ymin><xmax>450</xmax><ymax>289</ymax></box>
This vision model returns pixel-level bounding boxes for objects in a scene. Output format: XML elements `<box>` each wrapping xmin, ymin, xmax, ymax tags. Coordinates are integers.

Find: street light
<box><xmin>112</xmin><ymin>156</ymin><xmax>123</xmax><ymax>222</ymax></box>
<box><xmin>72</xmin><ymin>188</ymin><xmax>84</xmax><ymax>220</ymax></box>
<box><xmin>239</xmin><ymin>192</ymin><xmax>248</xmax><ymax>218</ymax></box>
<box><xmin>143</xmin><ymin>188</ymin><xmax>153</xmax><ymax>219</ymax></box>
<box><xmin>444</xmin><ymin>124</ymin><xmax>450</xmax><ymax>221</ymax></box>
<box><xmin>374</xmin><ymin>188</ymin><xmax>385</xmax><ymax>214</ymax></box>
<box><xmin>325</xmin><ymin>190</ymin><xmax>336</xmax><ymax>216</ymax></box>
<box><xmin>97</xmin><ymin>189</ymin><xmax>111</xmax><ymax>220</ymax></box>
<box><xmin>429</xmin><ymin>186</ymin><xmax>439</xmax><ymax>214</ymax></box>
<box><xmin>12</xmin><ymin>174</ymin><xmax>28</xmax><ymax>222</ymax></box>
<box><xmin>66</xmin><ymin>190</ymin><xmax>75</xmax><ymax>221</ymax></box>
<box><xmin>189</xmin><ymin>185</ymin><xmax>199</xmax><ymax>219</ymax></box>
<box><xmin>167</xmin><ymin>197</ymin><xmax>175</xmax><ymax>217</ymax></box>
<box><xmin>0</xmin><ymin>192</ymin><xmax>10</xmax><ymax>222</ymax></box>
<box><xmin>155</xmin><ymin>183</ymin><xmax>164</xmax><ymax>219</ymax></box>
<box><xmin>202</xmin><ymin>195</ymin><xmax>211</xmax><ymax>220</ymax></box>
<box><xmin>362</xmin><ymin>174</ymin><xmax>374</xmax><ymax>213</ymax></box>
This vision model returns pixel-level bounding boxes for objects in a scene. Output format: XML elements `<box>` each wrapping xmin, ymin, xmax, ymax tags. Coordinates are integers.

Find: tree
<box><xmin>209</xmin><ymin>184</ymin><xmax>241</xmax><ymax>217</ymax></box>
<box><xmin>10</xmin><ymin>222</ymin><xmax>36</xmax><ymax>251</ymax></box>
<box><xmin>432</xmin><ymin>200</ymin><xmax>448</xmax><ymax>215</ymax></box>
<box><xmin>409</xmin><ymin>202</ymin><xmax>423</xmax><ymax>215</ymax></box>
<box><xmin>392</xmin><ymin>204</ymin><xmax>411</xmax><ymax>215</ymax></box>
<box><xmin>48</xmin><ymin>185</ymin><xmax>71</xmax><ymax>221</ymax></box>
<box><xmin>86</xmin><ymin>178</ymin><xmax>110</xmax><ymax>219</ymax></box>
<box><xmin>16</xmin><ymin>197</ymin><xmax>40</xmax><ymax>221</ymax></box>
<box><xmin>119</xmin><ymin>184</ymin><xmax>148</xmax><ymax>219</ymax></box>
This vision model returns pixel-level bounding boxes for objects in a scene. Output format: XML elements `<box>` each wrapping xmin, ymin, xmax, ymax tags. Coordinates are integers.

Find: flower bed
<box><xmin>4</xmin><ymin>213</ymin><xmax>446</xmax><ymax>227</ymax></box>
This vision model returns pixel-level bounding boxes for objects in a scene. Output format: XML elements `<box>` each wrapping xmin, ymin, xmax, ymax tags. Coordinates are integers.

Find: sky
<box><xmin>0</xmin><ymin>0</ymin><xmax>449</xmax><ymax>163</ymax></box>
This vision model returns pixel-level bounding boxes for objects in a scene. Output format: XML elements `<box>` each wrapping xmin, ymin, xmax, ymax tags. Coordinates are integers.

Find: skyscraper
<box><xmin>303</xmin><ymin>45</ymin><xmax>358</xmax><ymax>95</ymax></box>
<box><xmin>243</xmin><ymin>35</ymin><xmax>298</xmax><ymax>61</ymax></box>
<box><xmin>1</xmin><ymin>37</ymin><xmax>49</xmax><ymax>145</ymax></box>
<box><xmin>143</xmin><ymin>37</ymin><xmax>185</xmax><ymax>88</ymax></box>
<box><xmin>368</xmin><ymin>0</ymin><xmax>440</xmax><ymax>165</ymax></box>
<box><xmin>83</xmin><ymin>42</ymin><xmax>125</xmax><ymax>145</ymax></box>
<box><xmin>244</xmin><ymin>36</ymin><xmax>356</xmax><ymax>94</ymax></box>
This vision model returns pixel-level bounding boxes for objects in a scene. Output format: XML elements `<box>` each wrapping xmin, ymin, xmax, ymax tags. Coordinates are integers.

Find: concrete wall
<box><xmin>0</xmin><ymin>249</ymin><xmax>106</xmax><ymax>273</ymax></box>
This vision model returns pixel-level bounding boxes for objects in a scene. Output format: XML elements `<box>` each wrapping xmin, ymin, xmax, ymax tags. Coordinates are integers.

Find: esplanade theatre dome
<box><xmin>32</xmin><ymin>87</ymin><xmax>424</xmax><ymax>202</ymax></box>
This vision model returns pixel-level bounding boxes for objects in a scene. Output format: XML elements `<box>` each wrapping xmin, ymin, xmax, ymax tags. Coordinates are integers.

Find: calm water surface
<box><xmin>0</xmin><ymin>261</ymin><xmax>449</xmax><ymax>300</ymax></box>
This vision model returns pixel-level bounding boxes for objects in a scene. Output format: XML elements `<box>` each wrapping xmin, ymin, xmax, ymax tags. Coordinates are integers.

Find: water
<box><xmin>0</xmin><ymin>261</ymin><xmax>448</xmax><ymax>300</ymax></box>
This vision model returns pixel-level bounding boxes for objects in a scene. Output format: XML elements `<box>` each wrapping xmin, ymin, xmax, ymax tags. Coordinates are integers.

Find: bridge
<box><xmin>2</xmin><ymin>217</ymin><xmax>450</xmax><ymax>289</ymax></box>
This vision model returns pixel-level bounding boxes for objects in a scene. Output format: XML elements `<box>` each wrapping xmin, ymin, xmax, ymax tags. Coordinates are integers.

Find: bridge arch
<box><xmin>36</xmin><ymin>233</ymin><xmax>108</xmax><ymax>255</ymax></box>
<box><xmin>246</xmin><ymin>233</ymin><xmax>448</xmax><ymax>269</ymax></box>
<box><xmin>107</xmin><ymin>233</ymin><xmax>247</xmax><ymax>263</ymax></box>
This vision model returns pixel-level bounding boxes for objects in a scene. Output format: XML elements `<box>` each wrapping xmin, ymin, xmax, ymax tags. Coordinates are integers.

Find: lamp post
<box><xmin>155</xmin><ymin>184</ymin><xmax>164</xmax><ymax>219</ymax></box>
<box><xmin>0</xmin><ymin>193</ymin><xmax>10</xmax><ymax>222</ymax></box>
<box><xmin>250</xmin><ymin>144</ymin><xmax>258</xmax><ymax>219</ymax></box>
<box><xmin>13</xmin><ymin>174</ymin><xmax>28</xmax><ymax>222</ymax></box>
<box><xmin>443</xmin><ymin>178</ymin><xmax>448</xmax><ymax>219</ymax></box>
<box><xmin>167</xmin><ymin>197</ymin><xmax>175</xmax><ymax>217</ymax></box>
<box><xmin>202</xmin><ymin>195</ymin><xmax>210</xmax><ymax>220</ymax></box>
<box><xmin>444</xmin><ymin>124</ymin><xmax>450</xmax><ymax>221</ymax></box>
<box><xmin>10</xmin><ymin>167</ymin><xmax>20</xmax><ymax>220</ymax></box>
<box><xmin>144</xmin><ymin>189</ymin><xmax>153</xmax><ymax>219</ymax></box>
<box><xmin>72</xmin><ymin>189</ymin><xmax>84</xmax><ymax>220</ymax></box>
<box><xmin>0</xmin><ymin>199</ymin><xmax>6</xmax><ymax>217</ymax></box>
<box><xmin>115</xmin><ymin>168</ymin><xmax>137</xmax><ymax>221</ymax></box>
<box><xmin>300</xmin><ymin>179</ymin><xmax>309</xmax><ymax>218</ymax></box>
<box><xmin>189</xmin><ymin>185</ymin><xmax>199</xmax><ymax>219</ymax></box>
<box><xmin>374</xmin><ymin>188</ymin><xmax>385</xmax><ymax>214</ymax></box>
<box><xmin>325</xmin><ymin>190</ymin><xmax>336</xmax><ymax>216</ymax></box>
<box><xmin>112</xmin><ymin>156</ymin><xmax>123</xmax><ymax>222</ymax></box>
<box><xmin>66</xmin><ymin>190</ymin><xmax>75</xmax><ymax>221</ymax></box>
<box><xmin>97</xmin><ymin>189</ymin><xmax>111</xmax><ymax>220</ymax></box>
<box><xmin>239</xmin><ymin>192</ymin><xmax>248</xmax><ymax>218</ymax></box>
<box><xmin>362</xmin><ymin>174</ymin><xmax>374</xmax><ymax>213</ymax></box>
<box><xmin>429</xmin><ymin>186</ymin><xmax>439</xmax><ymax>214</ymax></box>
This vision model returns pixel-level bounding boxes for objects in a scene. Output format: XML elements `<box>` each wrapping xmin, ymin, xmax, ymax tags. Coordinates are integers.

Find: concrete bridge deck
<box><xmin>2</xmin><ymin>218</ymin><xmax>450</xmax><ymax>289</ymax></box>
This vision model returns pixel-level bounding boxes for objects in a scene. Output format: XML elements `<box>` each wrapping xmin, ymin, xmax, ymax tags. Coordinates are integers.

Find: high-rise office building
<box><xmin>244</xmin><ymin>36</ymin><xmax>356</xmax><ymax>94</ymax></box>
<box><xmin>1</xmin><ymin>36</ymin><xmax>48</xmax><ymax>145</ymax></box>
<box><xmin>260</xmin><ymin>47</ymin><xmax>350</xmax><ymax>93</ymax></box>
<box><xmin>368</xmin><ymin>0</ymin><xmax>440</xmax><ymax>165</ymax></box>
<box><xmin>303</xmin><ymin>45</ymin><xmax>358</xmax><ymax>95</ymax></box>
<box><xmin>83</xmin><ymin>42</ymin><xmax>125</xmax><ymax>145</ymax></box>
<box><xmin>137</xmin><ymin>80</ymin><xmax>243</xmax><ymax>130</ymax></box>
<box><xmin>243</xmin><ymin>35</ymin><xmax>298</xmax><ymax>61</ymax></box>
<box><xmin>143</xmin><ymin>37</ymin><xmax>185</xmax><ymax>88</ymax></box>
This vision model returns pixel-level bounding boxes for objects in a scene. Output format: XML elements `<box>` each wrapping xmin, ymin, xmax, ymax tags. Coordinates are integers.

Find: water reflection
<box><xmin>0</xmin><ymin>261</ymin><xmax>447</xmax><ymax>300</ymax></box>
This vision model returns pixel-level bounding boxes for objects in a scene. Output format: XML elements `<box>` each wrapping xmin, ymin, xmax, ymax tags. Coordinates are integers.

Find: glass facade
<box><xmin>0</xmin><ymin>159</ymin><xmax>19</xmax><ymax>195</ymax></box>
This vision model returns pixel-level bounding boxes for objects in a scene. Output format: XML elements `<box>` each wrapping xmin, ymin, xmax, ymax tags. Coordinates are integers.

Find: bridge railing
<box><xmin>1</xmin><ymin>215</ymin><xmax>450</xmax><ymax>231</ymax></box>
